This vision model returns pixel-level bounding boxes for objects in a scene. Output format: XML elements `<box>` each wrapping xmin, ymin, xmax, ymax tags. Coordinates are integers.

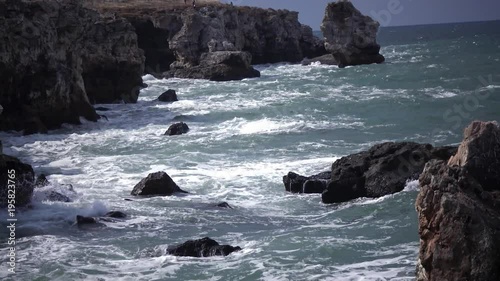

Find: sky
<box><xmin>223</xmin><ymin>0</ymin><xmax>500</xmax><ymax>30</ymax></box>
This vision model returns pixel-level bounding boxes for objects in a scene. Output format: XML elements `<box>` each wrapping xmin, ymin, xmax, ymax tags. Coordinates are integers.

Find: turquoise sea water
<box><xmin>1</xmin><ymin>21</ymin><xmax>499</xmax><ymax>280</ymax></box>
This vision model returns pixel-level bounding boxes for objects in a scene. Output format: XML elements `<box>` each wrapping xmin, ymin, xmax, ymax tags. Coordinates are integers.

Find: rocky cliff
<box><xmin>0</xmin><ymin>0</ymin><xmax>144</xmax><ymax>134</ymax></box>
<box><xmin>416</xmin><ymin>121</ymin><xmax>500</xmax><ymax>281</ymax></box>
<box><xmin>107</xmin><ymin>4</ymin><xmax>326</xmax><ymax>80</ymax></box>
<box><xmin>320</xmin><ymin>0</ymin><xmax>385</xmax><ymax>67</ymax></box>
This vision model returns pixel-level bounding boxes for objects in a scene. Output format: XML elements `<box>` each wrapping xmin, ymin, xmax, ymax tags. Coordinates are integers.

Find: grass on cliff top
<box><xmin>84</xmin><ymin>0</ymin><xmax>223</xmax><ymax>13</ymax></box>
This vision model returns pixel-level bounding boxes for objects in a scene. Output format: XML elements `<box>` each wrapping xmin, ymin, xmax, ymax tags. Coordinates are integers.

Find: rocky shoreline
<box><xmin>0</xmin><ymin>0</ymin><xmax>385</xmax><ymax>135</ymax></box>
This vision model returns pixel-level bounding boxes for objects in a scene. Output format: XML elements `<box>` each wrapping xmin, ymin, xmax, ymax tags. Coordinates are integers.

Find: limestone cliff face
<box><xmin>0</xmin><ymin>0</ymin><xmax>144</xmax><ymax>134</ymax></box>
<box><xmin>416</xmin><ymin>121</ymin><xmax>500</xmax><ymax>281</ymax></box>
<box><xmin>117</xmin><ymin>5</ymin><xmax>326</xmax><ymax>79</ymax></box>
<box><xmin>321</xmin><ymin>0</ymin><xmax>385</xmax><ymax>67</ymax></box>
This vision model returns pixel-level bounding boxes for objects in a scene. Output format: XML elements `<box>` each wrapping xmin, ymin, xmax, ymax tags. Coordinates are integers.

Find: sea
<box><xmin>1</xmin><ymin>21</ymin><xmax>499</xmax><ymax>281</ymax></box>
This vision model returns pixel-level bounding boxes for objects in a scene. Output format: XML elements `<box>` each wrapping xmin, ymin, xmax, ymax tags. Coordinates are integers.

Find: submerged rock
<box><xmin>321</xmin><ymin>142</ymin><xmax>457</xmax><ymax>204</ymax></box>
<box><xmin>158</xmin><ymin>90</ymin><xmax>178</xmax><ymax>102</ymax></box>
<box><xmin>131</xmin><ymin>171</ymin><xmax>188</xmax><ymax>196</ymax></box>
<box><xmin>0</xmin><ymin>154</ymin><xmax>35</xmax><ymax>207</ymax></box>
<box><xmin>165</xmin><ymin>122</ymin><xmax>190</xmax><ymax>136</ymax></box>
<box><xmin>76</xmin><ymin>215</ymin><xmax>99</xmax><ymax>225</ymax></box>
<box><xmin>167</xmin><ymin>237</ymin><xmax>242</xmax><ymax>257</ymax></box>
<box><xmin>105</xmin><ymin>211</ymin><xmax>127</xmax><ymax>218</ymax></box>
<box><xmin>321</xmin><ymin>0</ymin><xmax>385</xmax><ymax>68</ymax></box>
<box><xmin>215</xmin><ymin>202</ymin><xmax>233</xmax><ymax>209</ymax></box>
<box><xmin>416</xmin><ymin>121</ymin><xmax>500</xmax><ymax>281</ymax></box>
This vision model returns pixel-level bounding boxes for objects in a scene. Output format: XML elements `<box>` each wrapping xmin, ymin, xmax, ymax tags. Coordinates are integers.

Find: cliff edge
<box><xmin>0</xmin><ymin>0</ymin><xmax>145</xmax><ymax>134</ymax></box>
<box><xmin>416</xmin><ymin>121</ymin><xmax>500</xmax><ymax>281</ymax></box>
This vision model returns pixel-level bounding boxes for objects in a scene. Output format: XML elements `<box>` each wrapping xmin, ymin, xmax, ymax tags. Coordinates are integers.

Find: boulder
<box><xmin>0</xmin><ymin>154</ymin><xmax>35</xmax><ymax>207</ymax></box>
<box><xmin>167</xmin><ymin>237</ymin><xmax>242</xmax><ymax>257</ymax></box>
<box><xmin>321</xmin><ymin>0</ymin><xmax>385</xmax><ymax>68</ymax></box>
<box><xmin>301</xmin><ymin>54</ymin><xmax>337</xmax><ymax>66</ymax></box>
<box><xmin>283</xmin><ymin>171</ymin><xmax>331</xmax><ymax>194</ymax></box>
<box><xmin>416</xmin><ymin>121</ymin><xmax>500</xmax><ymax>281</ymax></box>
<box><xmin>158</xmin><ymin>90</ymin><xmax>178</xmax><ymax>102</ymax></box>
<box><xmin>322</xmin><ymin>142</ymin><xmax>457</xmax><ymax>204</ymax></box>
<box><xmin>165</xmin><ymin>51</ymin><xmax>260</xmax><ymax>81</ymax></box>
<box><xmin>131</xmin><ymin>171</ymin><xmax>187</xmax><ymax>196</ymax></box>
<box><xmin>165</xmin><ymin>122</ymin><xmax>190</xmax><ymax>136</ymax></box>
<box><xmin>76</xmin><ymin>215</ymin><xmax>98</xmax><ymax>225</ymax></box>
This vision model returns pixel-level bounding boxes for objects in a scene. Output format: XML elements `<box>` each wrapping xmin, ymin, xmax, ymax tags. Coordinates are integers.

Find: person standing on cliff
<box><xmin>192</xmin><ymin>0</ymin><xmax>196</xmax><ymax>8</ymax></box>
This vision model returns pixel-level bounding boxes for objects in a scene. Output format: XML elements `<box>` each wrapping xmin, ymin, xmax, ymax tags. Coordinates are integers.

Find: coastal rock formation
<box><xmin>0</xmin><ymin>153</ymin><xmax>35</xmax><ymax>207</ymax></box>
<box><xmin>416</xmin><ymin>121</ymin><xmax>500</xmax><ymax>281</ymax></box>
<box><xmin>0</xmin><ymin>0</ymin><xmax>144</xmax><ymax>134</ymax></box>
<box><xmin>284</xmin><ymin>142</ymin><xmax>457</xmax><ymax>203</ymax></box>
<box><xmin>131</xmin><ymin>171</ymin><xmax>187</xmax><ymax>196</ymax></box>
<box><xmin>165</xmin><ymin>122</ymin><xmax>190</xmax><ymax>136</ymax></box>
<box><xmin>106</xmin><ymin>4</ymin><xmax>326</xmax><ymax>80</ymax></box>
<box><xmin>158</xmin><ymin>90</ymin><xmax>178</xmax><ymax>102</ymax></box>
<box><xmin>320</xmin><ymin>0</ymin><xmax>385</xmax><ymax>68</ymax></box>
<box><xmin>322</xmin><ymin>142</ymin><xmax>456</xmax><ymax>203</ymax></box>
<box><xmin>167</xmin><ymin>237</ymin><xmax>242</xmax><ymax>257</ymax></box>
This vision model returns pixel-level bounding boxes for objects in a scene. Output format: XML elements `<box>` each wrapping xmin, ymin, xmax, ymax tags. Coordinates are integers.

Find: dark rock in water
<box><xmin>321</xmin><ymin>1</ymin><xmax>385</xmax><ymax>67</ymax></box>
<box><xmin>167</xmin><ymin>237</ymin><xmax>242</xmax><ymax>257</ymax></box>
<box><xmin>301</xmin><ymin>54</ymin><xmax>337</xmax><ymax>66</ymax></box>
<box><xmin>76</xmin><ymin>215</ymin><xmax>98</xmax><ymax>225</ymax></box>
<box><xmin>131</xmin><ymin>171</ymin><xmax>188</xmax><ymax>196</ymax></box>
<box><xmin>164</xmin><ymin>51</ymin><xmax>260</xmax><ymax>81</ymax></box>
<box><xmin>23</xmin><ymin>118</ymin><xmax>49</xmax><ymax>135</ymax></box>
<box><xmin>95</xmin><ymin>107</ymin><xmax>111</xmax><ymax>112</ymax></box>
<box><xmin>46</xmin><ymin>191</ymin><xmax>72</xmax><ymax>202</ymax></box>
<box><xmin>416</xmin><ymin>121</ymin><xmax>500</xmax><ymax>281</ymax></box>
<box><xmin>0</xmin><ymin>154</ymin><xmax>35</xmax><ymax>207</ymax></box>
<box><xmin>124</xmin><ymin>198</ymin><xmax>134</xmax><ymax>201</ymax></box>
<box><xmin>165</xmin><ymin>122</ymin><xmax>190</xmax><ymax>136</ymax></box>
<box><xmin>321</xmin><ymin>142</ymin><xmax>457</xmax><ymax>204</ymax></box>
<box><xmin>283</xmin><ymin>171</ymin><xmax>330</xmax><ymax>194</ymax></box>
<box><xmin>105</xmin><ymin>211</ymin><xmax>127</xmax><ymax>218</ymax></box>
<box><xmin>216</xmin><ymin>202</ymin><xmax>233</xmax><ymax>209</ymax></box>
<box><xmin>158</xmin><ymin>89</ymin><xmax>178</xmax><ymax>102</ymax></box>
<box><xmin>35</xmin><ymin>174</ymin><xmax>50</xmax><ymax>188</ymax></box>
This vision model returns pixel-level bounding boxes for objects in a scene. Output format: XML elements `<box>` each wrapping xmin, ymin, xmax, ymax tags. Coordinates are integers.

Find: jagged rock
<box><xmin>167</xmin><ymin>237</ymin><xmax>242</xmax><ymax>257</ymax></box>
<box><xmin>131</xmin><ymin>171</ymin><xmax>188</xmax><ymax>196</ymax></box>
<box><xmin>321</xmin><ymin>142</ymin><xmax>457</xmax><ymax>204</ymax></box>
<box><xmin>283</xmin><ymin>171</ymin><xmax>331</xmax><ymax>194</ymax></box>
<box><xmin>301</xmin><ymin>54</ymin><xmax>337</xmax><ymax>66</ymax></box>
<box><xmin>0</xmin><ymin>0</ymin><xmax>144</xmax><ymax>133</ymax></box>
<box><xmin>416</xmin><ymin>121</ymin><xmax>500</xmax><ymax>281</ymax></box>
<box><xmin>165</xmin><ymin>122</ymin><xmax>190</xmax><ymax>136</ymax></box>
<box><xmin>321</xmin><ymin>0</ymin><xmax>385</xmax><ymax>68</ymax></box>
<box><xmin>0</xmin><ymin>154</ymin><xmax>35</xmax><ymax>207</ymax></box>
<box><xmin>158</xmin><ymin>90</ymin><xmax>178</xmax><ymax>102</ymax></box>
